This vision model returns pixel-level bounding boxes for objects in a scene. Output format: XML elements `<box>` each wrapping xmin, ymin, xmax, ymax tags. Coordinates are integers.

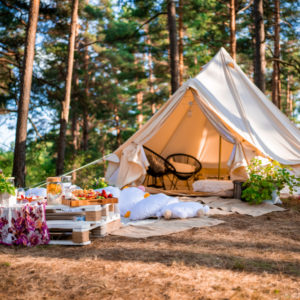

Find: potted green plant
<box><xmin>242</xmin><ymin>158</ymin><xmax>300</xmax><ymax>204</ymax></box>
<box><xmin>0</xmin><ymin>173</ymin><xmax>16</xmax><ymax>206</ymax></box>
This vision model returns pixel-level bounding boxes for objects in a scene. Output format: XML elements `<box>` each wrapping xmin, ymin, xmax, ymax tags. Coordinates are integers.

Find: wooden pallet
<box><xmin>46</xmin><ymin>204</ymin><xmax>121</xmax><ymax>245</ymax></box>
<box><xmin>61</xmin><ymin>197</ymin><xmax>118</xmax><ymax>207</ymax></box>
<box><xmin>46</xmin><ymin>205</ymin><xmax>104</xmax><ymax>222</ymax></box>
<box><xmin>91</xmin><ymin>218</ymin><xmax>122</xmax><ymax>237</ymax></box>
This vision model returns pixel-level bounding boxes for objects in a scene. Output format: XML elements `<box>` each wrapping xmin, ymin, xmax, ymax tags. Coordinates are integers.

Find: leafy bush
<box><xmin>242</xmin><ymin>158</ymin><xmax>300</xmax><ymax>204</ymax></box>
<box><xmin>91</xmin><ymin>177</ymin><xmax>108</xmax><ymax>189</ymax></box>
<box><xmin>0</xmin><ymin>173</ymin><xmax>16</xmax><ymax>196</ymax></box>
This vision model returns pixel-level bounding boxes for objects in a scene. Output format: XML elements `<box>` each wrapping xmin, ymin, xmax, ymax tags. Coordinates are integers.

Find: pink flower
<box><xmin>13</xmin><ymin>217</ymin><xmax>25</xmax><ymax>231</ymax></box>
<box><xmin>29</xmin><ymin>234</ymin><xmax>39</xmax><ymax>246</ymax></box>
<box><xmin>0</xmin><ymin>217</ymin><xmax>8</xmax><ymax>230</ymax></box>
<box><xmin>15</xmin><ymin>233</ymin><xmax>28</xmax><ymax>246</ymax></box>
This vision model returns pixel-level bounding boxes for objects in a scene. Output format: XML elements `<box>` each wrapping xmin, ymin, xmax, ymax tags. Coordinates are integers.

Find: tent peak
<box><xmin>218</xmin><ymin>47</ymin><xmax>234</xmax><ymax>61</ymax></box>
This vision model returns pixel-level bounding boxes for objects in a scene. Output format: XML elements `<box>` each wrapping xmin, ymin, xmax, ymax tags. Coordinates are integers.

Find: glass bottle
<box><xmin>47</xmin><ymin>177</ymin><xmax>62</xmax><ymax>205</ymax></box>
<box><xmin>61</xmin><ymin>176</ymin><xmax>72</xmax><ymax>199</ymax></box>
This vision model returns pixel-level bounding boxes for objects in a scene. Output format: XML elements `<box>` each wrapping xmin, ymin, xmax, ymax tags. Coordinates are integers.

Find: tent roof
<box><xmin>188</xmin><ymin>47</ymin><xmax>300</xmax><ymax>165</ymax></box>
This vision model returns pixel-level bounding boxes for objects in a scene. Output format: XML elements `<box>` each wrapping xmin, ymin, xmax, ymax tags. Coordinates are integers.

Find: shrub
<box><xmin>242</xmin><ymin>158</ymin><xmax>300</xmax><ymax>204</ymax></box>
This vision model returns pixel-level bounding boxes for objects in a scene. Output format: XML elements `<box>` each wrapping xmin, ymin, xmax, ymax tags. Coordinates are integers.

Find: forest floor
<box><xmin>0</xmin><ymin>198</ymin><xmax>299</xmax><ymax>300</ymax></box>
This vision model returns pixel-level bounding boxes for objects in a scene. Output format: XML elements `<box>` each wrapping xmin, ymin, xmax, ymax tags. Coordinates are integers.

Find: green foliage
<box><xmin>0</xmin><ymin>150</ymin><xmax>14</xmax><ymax>176</ymax></box>
<box><xmin>242</xmin><ymin>158</ymin><xmax>300</xmax><ymax>204</ymax></box>
<box><xmin>91</xmin><ymin>177</ymin><xmax>108</xmax><ymax>189</ymax></box>
<box><xmin>0</xmin><ymin>173</ymin><xmax>15</xmax><ymax>196</ymax></box>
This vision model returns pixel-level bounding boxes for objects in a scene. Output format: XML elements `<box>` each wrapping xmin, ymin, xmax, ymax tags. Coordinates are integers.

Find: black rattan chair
<box><xmin>143</xmin><ymin>146</ymin><xmax>176</xmax><ymax>189</ymax></box>
<box><xmin>166</xmin><ymin>153</ymin><xmax>202</xmax><ymax>190</ymax></box>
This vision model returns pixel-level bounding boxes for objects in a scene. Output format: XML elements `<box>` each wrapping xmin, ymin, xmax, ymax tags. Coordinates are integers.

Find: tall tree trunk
<box><xmin>178</xmin><ymin>0</ymin><xmax>184</xmax><ymax>84</ymax></box>
<box><xmin>286</xmin><ymin>74</ymin><xmax>294</xmax><ymax>117</ymax></box>
<box><xmin>71</xmin><ymin>65</ymin><xmax>80</xmax><ymax>182</ymax></box>
<box><xmin>167</xmin><ymin>0</ymin><xmax>179</xmax><ymax>94</ymax></box>
<box><xmin>136</xmin><ymin>90</ymin><xmax>143</xmax><ymax>128</ymax></box>
<box><xmin>83</xmin><ymin>42</ymin><xmax>89</xmax><ymax>151</ymax></box>
<box><xmin>271</xmin><ymin>0</ymin><xmax>281</xmax><ymax>109</ymax></box>
<box><xmin>56</xmin><ymin>0</ymin><xmax>79</xmax><ymax>175</ymax></box>
<box><xmin>71</xmin><ymin>111</ymin><xmax>80</xmax><ymax>181</ymax></box>
<box><xmin>286</xmin><ymin>74</ymin><xmax>290</xmax><ymax>116</ymax></box>
<box><xmin>145</xmin><ymin>25</ymin><xmax>156</xmax><ymax>114</ymax></box>
<box><xmin>289</xmin><ymin>76</ymin><xmax>294</xmax><ymax>117</ymax></box>
<box><xmin>114</xmin><ymin>105</ymin><xmax>121</xmax><ymax>147</ymax></box>
<box><xmin>12</xmin><ymin>0</ymin><xmax>40</xmax><ymax>187</ymax></box>
<box><xmin>253</xmin><ymin>0</ymin><xmax>266</xmax><ymax>92</ymax></box>
<box><xmin>230</xmin><ymin>0</ymin><xmax>236</xmax><ymax>60</ymax></box>
<box><xmin>135</xmin><ymin>54</ymin><xmax>144</xmax><ymax>128</ymax></box>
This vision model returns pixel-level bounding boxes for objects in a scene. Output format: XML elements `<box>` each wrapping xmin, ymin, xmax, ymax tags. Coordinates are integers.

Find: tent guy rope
<box><xmin>28</xmin><ymin>155</ymin><xmax>109</xmax><ymax>189</ymax></box>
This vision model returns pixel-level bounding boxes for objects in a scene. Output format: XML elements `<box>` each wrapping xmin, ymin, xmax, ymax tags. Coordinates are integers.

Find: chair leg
<box><xmin>169</xmin><ymin>175</ymin><xmax>175</xmax><ymax>190</ymax></box>
<box><xmin>186</xmin><ymin>179</ymin><xmax>190</xmax><ymax>190</ymax></box>
<box><xmin>172</xmin><ymin>177</ymin><xmax>178</xmax><ymax>190</ymax></box>
<box><xmin>161</xmin><ymin>176</ymin><xmax>166</xmax><ymax>190</ymax></box>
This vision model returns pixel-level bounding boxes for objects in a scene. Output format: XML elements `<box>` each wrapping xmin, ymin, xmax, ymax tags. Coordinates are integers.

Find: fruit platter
<box><xmin>62</xmin><ymin>189</ymin><xmax>118</xmax><ymax>207</ymax></box>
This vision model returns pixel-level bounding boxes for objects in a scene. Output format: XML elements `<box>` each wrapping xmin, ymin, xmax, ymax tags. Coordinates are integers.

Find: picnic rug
<box><xmin>110</xmin><ymin>217</ymin><xmax>224</xmax><ymax>238</ymax></box>
<box><xmin>110</xmin><ymin>197</ymin><xmax>285</xmax><ymax>238</ymax></box>
<box><xmin>180</xmin><ymin>196</ymin><xmax>285</xmax><ymax>217</ymax></box>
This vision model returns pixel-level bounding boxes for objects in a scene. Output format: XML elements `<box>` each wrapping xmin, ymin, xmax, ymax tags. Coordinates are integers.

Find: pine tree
<box><xmin>271</xmin><ymin>0</ymin><xmax>281</xmax><ymax>108</ymax></box>
<box><xmin>230</xmin><ymin>0</ymin><xmax>236</xmax><ymax>60</ymax></box>
<box><xmin>13</xmin><ymin>0</ymin><xmax>40</xmax><ymax>187</ymax></box>
<box><xmin>167</xmin><ymin>0</ymin><xmax>179</xmax><ymax>94</ymax></box>
<box><xmin>254</xmin><ymin>0</ymin><xmax>266</xmax><ymax>92</ymax></box>
<box><xmin>56</xmin><ymin>0</ymin><xmax>79</xmax><ymax>175</ymax></box>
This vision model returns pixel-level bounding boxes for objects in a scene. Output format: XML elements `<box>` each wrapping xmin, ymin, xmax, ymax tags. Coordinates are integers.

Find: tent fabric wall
<box><xmin>105</xmin><ymin>47</ymin><xmax>300</xmax><ymax>188</ymax></box>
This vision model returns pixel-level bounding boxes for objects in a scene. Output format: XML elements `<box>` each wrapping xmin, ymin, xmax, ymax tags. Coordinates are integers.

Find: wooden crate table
<box><xmin>46</xmin><ymin>203</ymin><xmax>121</xmax><ymax>246</ymax></box>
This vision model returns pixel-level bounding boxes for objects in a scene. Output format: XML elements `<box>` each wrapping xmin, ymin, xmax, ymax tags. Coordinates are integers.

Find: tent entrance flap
<box><xmin>146</xmin><ymin>88</ymin><xmax>236</xmax><ymax>179</ymax></box>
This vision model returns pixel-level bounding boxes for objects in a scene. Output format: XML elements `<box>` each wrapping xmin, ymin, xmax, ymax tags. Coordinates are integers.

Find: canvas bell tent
<box><xmin>105</xmin><ymin>47</ymin><xmax>300</xmax><ymax>188</ymax></box>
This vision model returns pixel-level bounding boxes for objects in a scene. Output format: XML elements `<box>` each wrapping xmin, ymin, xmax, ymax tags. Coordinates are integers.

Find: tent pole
<box><xmin>218</xmin><ymin>135</ymin><xmax>222</xmax><ymax>180</ymax></box>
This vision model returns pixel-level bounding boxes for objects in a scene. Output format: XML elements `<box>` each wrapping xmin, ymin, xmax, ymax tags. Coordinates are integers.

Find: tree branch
<box><xmin>0</xmin><ymin>57</ymin><xmax>19</xmax><ymax>67</ymax></box>
<box><xmin>279</xmin><ymin>18</ymin><xmax>293</xmax><ymax>28</ymax></box>
<box><xmin>0</xmin><ymin>108</ymin><xmax>43</xmax><ymax>139</ymax></box>
<box><xmin>28</xmin><ymin>117</ymin><xmax>43</xmax><ymax>139</ymax></box>
<box><xmin>268</xmin><ymin>58</ymin><xmax>300</xmax><ymax>73</ymax></box>
<box><xmin>0</xmin><ymin>0</ymin><xmax>27</xmax><ymax>25</ymax></box>
<box><xmin>78</xmin><ymin>12</ymin><xmax>167</xmax><ymax>49</ymax></box>
<box><xmin>237</xmin><ymin>0</ymin><xmax>254</xmax><ymax>14</ymax></box>
<box><xmin>136</xmin><ymin>12</ymin><xmax>167</xmax><ymax>33</ymax></box>
<box><xmin>0</xmin><ymin>108</ymin><xmax>17</xmax><ymax>114</ymax></box>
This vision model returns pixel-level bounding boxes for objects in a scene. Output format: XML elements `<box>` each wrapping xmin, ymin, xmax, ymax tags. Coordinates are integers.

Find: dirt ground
<box><xmin>0</xmin><ymin>198</ymin><xmax>299</xmax><ymax>300</ymax></box>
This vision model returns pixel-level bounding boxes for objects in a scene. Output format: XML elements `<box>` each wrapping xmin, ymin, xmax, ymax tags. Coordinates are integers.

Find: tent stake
<box><xmin>218</xmin><ymin>135</ymin><xmax>222</xmax><ymax>180</ymax></box>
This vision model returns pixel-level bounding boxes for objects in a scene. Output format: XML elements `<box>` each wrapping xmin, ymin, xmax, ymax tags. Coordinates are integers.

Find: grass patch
<box><xmin>232</xmin><ymin>259</ymin><xmax>245</xmax><ymax>271</ymax></box>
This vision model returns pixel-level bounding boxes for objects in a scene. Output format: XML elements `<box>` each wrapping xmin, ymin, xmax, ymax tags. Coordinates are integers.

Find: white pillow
<box><xmin>170</xmin><ymin>158</ymin><xmax>195</xmax><ymax>173</ymax></box>
<box><xmin>156</xmin><ymin>201</ymin><xmax>209</xmax><ymax>219</ymax></box>
<box><xmin>130</xmin><ymin>193</ymin><xmax>179</xmax><ymax>220</ymax></box>
<box><xmin>118</xmin><ymin>187</ymin><xmax>145</xmax><ymax>216</ymax></box>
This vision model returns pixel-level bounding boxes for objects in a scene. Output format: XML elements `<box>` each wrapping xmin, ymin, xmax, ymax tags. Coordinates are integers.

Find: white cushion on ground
<box><xmin>130</xmin><ymin>193</ymin><xmax>179</xmax><ymax>220</ymax></box>
<box><xmin>25</xmin><ymin>188</ymin><xmax>47</xmax><ymax>197</ymax></box>
<box><xmin>193</xmin><ymin>179</ymin><xmax>233</xmax><ymax>193</ymax></box>
<box><xmin>95</xmin><ymin>186</ymin><xmax>121</xmax><ymax>198</ymax></box>
<box><xmin>170</xmin><ymin>159</ymin><xmax>195</xmax><ymax>173</ymax></box>
<box><xmin>118</xmin><ymin>187</ymin><xmax>145</xmax><ymax>216</ymax></box>
<box><xmin>156</xmin><ymin>202</ymin><xmax>209</xmax><ymax>219</ymax></box>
